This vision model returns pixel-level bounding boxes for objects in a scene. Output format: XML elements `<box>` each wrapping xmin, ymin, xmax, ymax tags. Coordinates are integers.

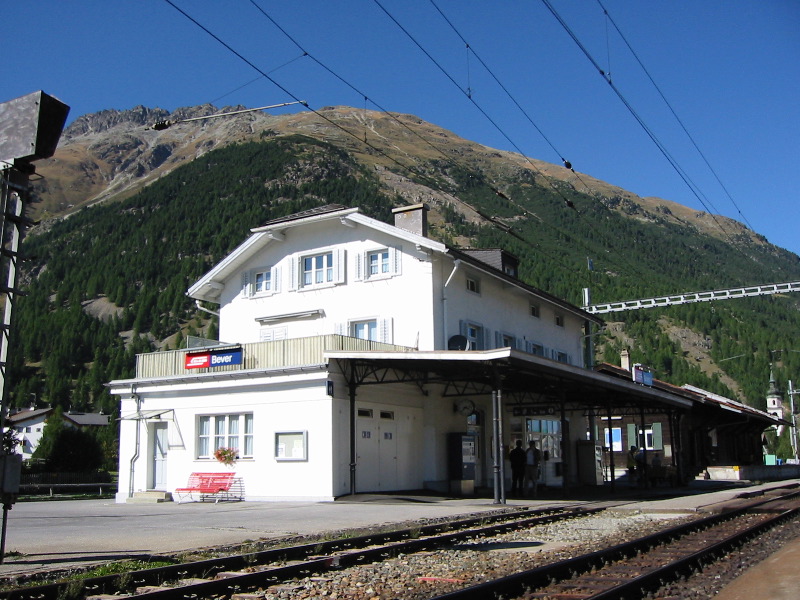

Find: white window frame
<box><xmin>356</xmin><ymin>246</ymin><xmax>402</xmax><ymax>281</ymax></box>
<box><xmin>351</xmin><ymin>319</ymin><xmax>378</xmax><ymax>341</ymax></box>
<box><xmin>368</xmin><ymin>249</ymin><xmax>390</xmax><ymax>277</ymax></box>
<box><xmin>197</xmin><ymin>413</ymin><xmax>254</xmax><ymax>459</ymax></box>
<box><xmin>525</xmin><ymin>340</ymin><xmax>546</xmax><ymax>357</ymax></box>
<box><xmin>460</xmin><ymin>320</ymin><xmax>485</xmax><ymax>350</ymax></box>
<box><xmin>530</xmin><ymin>303</ymin><xmax>540</xmax><ymax>318</ymax></box>
<box><xmin>551</xmin><ymin>349</ymin><xmax>572</xmax><ymax>364</ymax></box>
<box><xmin>495</xmin><ymin>330</ymin><xmax>517</xmax><ymax>349</ymax></box>
<box><xmin>303</xmin><ymin>251</ymin><xmax>333</xmax><ymax>286</ymax></box>
<box><xmin>466</xmin><ymin>275</ymin><xmax>481</xmax><ymax>295</ymax></box>
<box><xmin>254</xmin><ymin>269</ymin><xmax>272</xmax><ymax>294</ymax></box>
<box><xmin>339</xmin><ymin>317</ymin><xmax>394</xmax><ymax>343</ymax></box>
<box><xmin>555</xmin><ymin>313</ymin><xmax>565</xmax><ymax>327</ymax></box>
<box><xmin>243</xmin><ymin>265</ymin><xmax>280</xmax><ymax>298</ymax></box>
<box><xmin>291</xmin><ymin>248</ymin><xmax>346</xmax><ymax>290</ymax></box>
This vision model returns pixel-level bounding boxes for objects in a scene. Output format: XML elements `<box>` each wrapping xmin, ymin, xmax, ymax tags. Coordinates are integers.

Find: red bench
<box><xmin>175</xmin><ymin>472</ymin><xmax>242</xmax><ymax>503</ymax></box>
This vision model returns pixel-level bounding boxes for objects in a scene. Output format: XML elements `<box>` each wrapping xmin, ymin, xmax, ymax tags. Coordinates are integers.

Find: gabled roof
<box><xmin>449</xmin><ymin>246</ymin><xmax>603</xmax><ymax>325</ymax></box>
<box><xmin>5</xmin><ymin>408</ymin><xmax>109</xmax><ymax>427</ymax></box>
<box><xmin>594</xmin><ymin>362</ymin><xmax>783</xmax><ymax>427</ymax></box>
<box><xmin>187</xmin><ymin>205</ymin><xmax>602</xmax><ymax>325</ymax></box>
<box><xmin>188</xmin><ymin>205</ymin><xmax>446</xmax><ymax>302</ymax></box>
<box><xmin>6</xmin><ymin>408</ymin><xmax>52</xmax><ymax>425</ymax></box>
<box><xmin>63</xmin><ymin>412</ymin><xmax>110</xmax><ymax>427</ymax></box>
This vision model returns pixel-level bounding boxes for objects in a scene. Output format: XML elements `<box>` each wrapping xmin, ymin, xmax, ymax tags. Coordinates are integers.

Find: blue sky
<box><xmin>6</xmin><ymin>1</ymin><xmax>800</xmax><ymax>260</ymax></box>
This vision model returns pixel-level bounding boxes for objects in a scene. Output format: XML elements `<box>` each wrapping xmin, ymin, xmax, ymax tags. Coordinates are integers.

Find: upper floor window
<box><xmin>460</xmin><ymin>320</ymin><xmax>485</xmax><ymax>350</ymax></box>
<box><xmin>254</xmin><ymin>270</ymin><xmax>272</xmax><ymax>293</ymax></box>
<box><xmin>555</xmin><ymin>314</ymin><xmax>565</xmax><ymax>327</ymax></box>
<box><xmin>368</xmin><ymin>250</ymin><xmax>390</xmax><ymax>276</ymax></box>
<box><xmin>466</xmin><ymin>276</ymin><xmax>481</xmax><ymax>294</ymax></box>
<box><xmin>243</xmin><ymin>265</ymin><xmax>280</xmax><ymax>297</ymax></box>
<box><xmin>495</xmin><ymin>331</ymin><xmax>517</xmax><ymax>349</ymax></box>
<box><xmin>340</xmin><ymin>317</ymin><xmax>393</xmax><ymax>343</ymax></box>
<box><xmin>304</xmin><ymin>252</ymin><xmax>333</xmax><ymax>286</ymax></box>
<box><xmin>352</xmin><ymin>319</ymin><xmax>378</xmax><ymax>341</ymax></box>
<box><xmin>289</xmin><ymin>248</ymin><xmax>346</xmax><ymax>290</ymax></box>
<box><xmin>526</xmin><ymin>340</ymin><xmax>546</xmax><ymax>357</ymax></box>
<box><xmin>530</xmin><ymin>303</ymin><xmax>540</xmax><ymax>318</ymax></box>
<box><xmin>552</xmin><ymin>349</ymin><xmax>571</xmax><ymax>364</ymax></box>
<box><xmin>356</xmin><ymin>246</ymin><xmax>401</xmax><ymax>281</ymax></box>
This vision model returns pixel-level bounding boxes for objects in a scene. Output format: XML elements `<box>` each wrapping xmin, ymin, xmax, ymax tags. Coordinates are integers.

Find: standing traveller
<box><xmin>524</xmin><ymin>440</ymin><xmax>541</xmax><ymax>497</ymax></box>
<box><xmin>509</xmin><ymin>439</ymin><xmax>526</xmax><ymax>495</ymax></box>
<box><xmin>627</xmin><ymin>445</ymin><xmax>638</xmax><ymax>485</ymax></box>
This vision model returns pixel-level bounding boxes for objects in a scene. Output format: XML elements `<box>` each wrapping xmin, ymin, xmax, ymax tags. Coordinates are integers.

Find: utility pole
<box><xmin>789</xmin><ymin>380</ymin><xmax>798</xmax><ymax>462</ymax></box>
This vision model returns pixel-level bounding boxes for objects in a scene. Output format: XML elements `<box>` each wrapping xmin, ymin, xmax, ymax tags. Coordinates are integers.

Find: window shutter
<box><xmin>495</xmin><ymin>331</ymin><xmax>503</xmax><ymax>348</ymax></box>
<box><xmin>333</xmin><ymin>248</ymin><xmax>346</xmax><ymax>284</ymax></box>
<box><xmin>355</xmin><ymin>252</ymin><xmax>363</xmax><ymax>281</ymax></box>
<box><xmin>652</xmin><ymin>422</ymin><xmax>663</xmax><ymax>450</ymax></box>
<box><xmin>242</xmin><ymin>272</ymin><xmax>252</xmax><ymax>297</ymax></box>
<box><xmin>627</xmin><ymin>423</ymin><xmax>638</xmax><ymax>449</ymax></box>
<box><xmin>271</xmin><ymin>266</ymin><xmax>281</xmax><ymax>293</ymax></box>
<box><xmin>390</xmin><ymin>246</ymin><xmax>402</xmax><ymax>275</ymax></box>
<box><xmin>477</xmin><ymin>327</ymin><xmax>485</xmax><ymax>351</ymax></box>
<box><xmin>378</xmin><ymin>317</ymin><xmax>393</xmax><ymax>343</ymax></box>
<box><xmin>288</xmin><ymin>256</ymin><xmax>299</xmax><ymax>291</ymax></box>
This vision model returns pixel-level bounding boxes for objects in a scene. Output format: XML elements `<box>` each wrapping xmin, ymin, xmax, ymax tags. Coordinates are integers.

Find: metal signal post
<box><xmin>0</xmin><ymin>91</ymin><xmax>69</xmax><ymax>562</ymax></box>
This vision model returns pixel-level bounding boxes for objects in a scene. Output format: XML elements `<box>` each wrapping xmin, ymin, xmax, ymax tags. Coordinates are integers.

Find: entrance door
<box><xmin>152</xmin><ymin>422</ymin><xmax>168</xmax><ymax>490</ymax></box>
<box><xmin>356</xmin><ymin>413</ymin><xmax>380</xmax><ymax>491</ymax></box>
<box><xmin>377</xmin><ymin>417</ymin><xmax>397</xmax><ymax>490</ymax></box>
<box><xmin>356</xmin><ymin>409</ymin><xmax>399</xmax><ymax>492</ymax></box>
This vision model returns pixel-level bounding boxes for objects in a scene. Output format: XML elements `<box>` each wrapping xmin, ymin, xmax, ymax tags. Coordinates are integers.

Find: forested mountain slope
<box><xmin>11</xmin><ymin>106</ymin><xmax>800</xmax><ymax>420</ymax></box>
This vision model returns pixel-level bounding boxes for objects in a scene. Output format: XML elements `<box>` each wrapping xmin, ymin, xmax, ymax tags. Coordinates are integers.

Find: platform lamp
<box><xmin>0</xmin><ymin>91</ymin><xmax>70</xmax><ymax>563</ymax></box>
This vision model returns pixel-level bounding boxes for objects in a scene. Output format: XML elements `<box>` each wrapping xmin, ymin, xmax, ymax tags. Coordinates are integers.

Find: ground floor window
<box><xmin>197</xmin><ymin>413</ymin><xmax>253</xmax><ymax>459</ymax></box>
<box><xmin>526</xmin><ymin>418</ymin><xmax>561</xmax><ymax>460</ymax></box>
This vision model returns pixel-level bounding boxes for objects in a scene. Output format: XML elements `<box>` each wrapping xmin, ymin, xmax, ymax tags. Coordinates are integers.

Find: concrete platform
<box><xmin>1</xmin><ymin>478</ymin><xmax>797</xmax><ymax>580</ymax></box>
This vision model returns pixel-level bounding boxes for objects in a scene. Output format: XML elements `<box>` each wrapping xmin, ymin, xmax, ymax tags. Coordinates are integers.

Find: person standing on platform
<box><xmin>524</xmin><ymin>440</ymin><xmax>541</xmax><ymax>497</ymax></box>
<box><xmin>509</xmin><ymin>439</ymin><xmax>526</xmax><ymax>495</ymax></box>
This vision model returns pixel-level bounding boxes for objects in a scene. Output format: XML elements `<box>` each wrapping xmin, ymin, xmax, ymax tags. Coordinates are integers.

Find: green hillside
<box><xmin>9</xmin><ymin>134</ymin><xmax>800</xmax><ymax>424</ymax></box>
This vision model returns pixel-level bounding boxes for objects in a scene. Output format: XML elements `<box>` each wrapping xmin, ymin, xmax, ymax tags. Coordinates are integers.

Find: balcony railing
<box><xmin>136</xmin><ymin>335</ymin><xmax>413</xmax><ymax>379</ymax></box>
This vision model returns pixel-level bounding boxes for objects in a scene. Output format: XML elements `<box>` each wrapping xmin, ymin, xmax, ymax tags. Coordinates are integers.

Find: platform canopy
<box><xmin>326</xmin><ymin>348</ymin><xmax>694</xmax><ymax>414</ymax></box>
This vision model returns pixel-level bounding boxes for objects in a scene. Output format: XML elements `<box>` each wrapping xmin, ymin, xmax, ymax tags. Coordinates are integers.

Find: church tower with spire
<box><xmin>766</xmin><ymin>368</ymin><xmax>785</xmax><ymax>435</ymax></box>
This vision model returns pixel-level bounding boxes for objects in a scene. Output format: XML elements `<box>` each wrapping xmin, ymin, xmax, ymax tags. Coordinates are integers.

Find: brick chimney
<box><xmin>620</xmin><ymin>349</ymin><xmax>631</xmax><ymax>372</ymax></box>
<box><xmin>392</xmin><ymin>203</ymin><xmax>428</xmax><ymax>237</ymax></box>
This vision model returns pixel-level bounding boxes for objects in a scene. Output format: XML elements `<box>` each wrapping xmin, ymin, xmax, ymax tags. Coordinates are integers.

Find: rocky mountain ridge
<box><xmin>30</xmin><ymin>104</ymin><xmax>765</xmax><ymax>253</ymax></box>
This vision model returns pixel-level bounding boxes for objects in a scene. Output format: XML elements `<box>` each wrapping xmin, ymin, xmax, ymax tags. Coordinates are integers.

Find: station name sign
<box><xmin>632</xmin><ymin>363</ymin><xmax>654</xmax><ymax>386</ymax></box>
<box><xmin>185</xmin><ymin>347</ymin><xmax>243</xmax><ymax>370</ymax></box>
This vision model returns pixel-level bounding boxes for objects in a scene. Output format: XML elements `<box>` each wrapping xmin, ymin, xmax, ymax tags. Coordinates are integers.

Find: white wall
<box><xmin>441</xmin><ymin>259</ymin><xmax>585</xmax><ymax>365</ymax></box>
<box><xmin>116</xmin><ymin>370</ymin><xmax>336</xmax><ymax>502</ymax></box>
<box><xmin>217</xmin><ymin>219</ymin><xmax>437</xmax><ymax>350</ymax></box>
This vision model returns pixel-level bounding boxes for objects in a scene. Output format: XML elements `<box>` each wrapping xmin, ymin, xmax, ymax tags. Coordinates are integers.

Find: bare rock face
<box><xmin>30</xmin><ymin>103</ymin><xmax>765</xmax><ymax>252</ymax></box>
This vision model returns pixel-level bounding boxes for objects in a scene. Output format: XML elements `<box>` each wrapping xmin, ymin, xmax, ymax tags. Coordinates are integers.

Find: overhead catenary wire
<box><xmin>163</xmin><ymin>0</ymin><xmax>679</xmax><ymax>296</ymax></box>
<box><xmin>538</xmin><ymin>0</ymin><xmax>740</xmax><ymax>249</ymax></box>
<box><xmin>372</xmin><ymin>0</ymin><xmax>582</xmax><ymax>212</ymax></box>
<box><xmin>595</xmin><ymin>0</ymin><xmax>755</xmax><ymax>232</ymax></box>
<box><xmin>245</xmin><ymin>0</ymin><xmax>622</xmax><ymax>281</ymax></box>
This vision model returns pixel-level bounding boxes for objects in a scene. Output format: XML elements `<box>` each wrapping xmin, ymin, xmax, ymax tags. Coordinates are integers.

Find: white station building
<box><xmin>112</xmin><ymin>203</ymin><xmax>729</xmax><ymax>502</ymax></box>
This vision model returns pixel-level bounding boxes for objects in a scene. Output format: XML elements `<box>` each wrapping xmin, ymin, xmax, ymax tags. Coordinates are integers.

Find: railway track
<box><xmin>429</xmin><ymin>490</ymin><xmax>800</xmax><ymax>600</ymax></box>
<box><xmin>4</xmin><ymin>490</ymin><xmax>796</xmax><ymax>600</ymax></box>
<box><xmin>0</xmin><ymin>503</ymin><xmax>607</xmax><ymax>600</ymax></box>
